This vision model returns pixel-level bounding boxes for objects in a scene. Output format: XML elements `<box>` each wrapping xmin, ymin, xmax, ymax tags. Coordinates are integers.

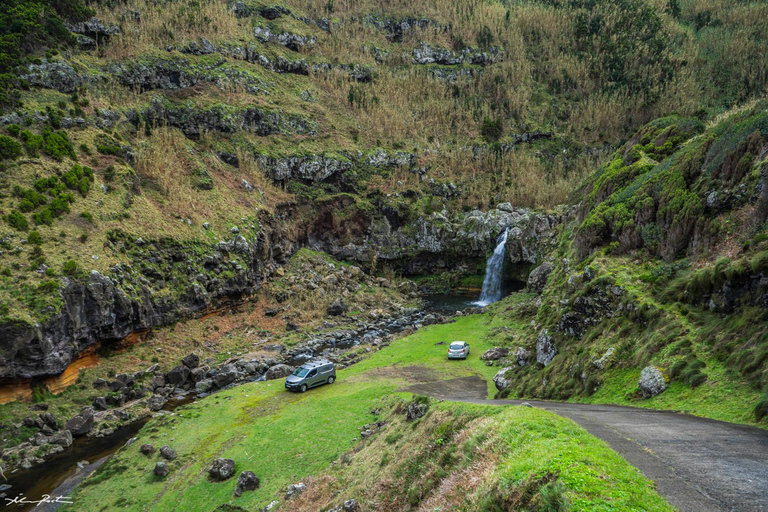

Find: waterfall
<box><xmin>473</xmin><ymin>228</ymin><xmax>509</xmax><ymax>306</ymax></box>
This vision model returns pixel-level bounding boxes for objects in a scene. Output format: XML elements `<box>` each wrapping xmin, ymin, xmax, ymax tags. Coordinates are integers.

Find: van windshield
<box><xmin>292</xmin><ymin>368</ymin><xmax>309</xmax><ymax>377</ymax></box>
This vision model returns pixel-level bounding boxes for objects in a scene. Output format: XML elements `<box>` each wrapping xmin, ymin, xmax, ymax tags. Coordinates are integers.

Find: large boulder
<box><xmin>638</xmin><ymin>366</ymin><xmax>667</xmax><ymax>398</ymax></box>
<box><xmin>265</xmin><ymin>364</ymin><xmax>294</xmax><ymax>380</ymax></box>
<box><xmin>536</xmin><ymin>329</ymin><xmax>557</xmax><ymax>366</ymax></box>
<box><xmin>147</xmin><ymin>395</ymin><xmax>166</xmax><ymax>412</ymax></box>
<box><xmin>208</xmin><ymin>458</ymin><xmax>235</xmax><ymax>480</ymax></box>
<box><xmin>481</xmin><ymin>347</ymin><xmax>509</xmax><ymax>361</ymax></box>
<box><xmin>140</xmin><ymin>444</ymin><xmax>156</xmax><ymax>456</ymax></box>
<box><xmin>182</xmin><ymin>354</ymin><xmax>200</xmax><ymax>369</ymax></box>
<box><xmin>326</xmin><ymin>298</ymin><xmax>348</xmax><ymax>316</ymax></box>
<box><xmin>66</xmin><ymin>409</ymin><xmax>94</xmax><ymax>437</ymax></box>
<box><xmin>234</xmin><ymin>471</ymin><xmax>260</xmax><ymax>497</ymax></box>
<box><xmin>154</xmin><ymin>461</ymin><xmax>170</xmax><ymax>477</ymax></box>
<box><xmin>160</xmin><ymin>445</ymin><xmax>177</xmax><ymax>460</ymax></box>
<box><xmin>92</xmin><ymin>396</ymin><xmax>108</xmax><ymax>411</ymax></box>
<box><xmin>166</xmin><ymin>365</ymin><xmax>190</xmax><ymax>386</ymax></box>
<box><xmin>48</xmin><ymin>429</ymin><xmax>73</xmax><ymax>447</ymax></box>
<box><xmin>527</xmin><ymin>262</ymin><xmax>554</xmax><ymax>294</ymax></box>
<box><xmin>493</xmin><ymin>368</ymin><xmax>512</xmax><ymax>391</ymax></box>
<box><xmin>212</xmin><ymin>364</ymin><xmax>239</xmax><ymax>388</ymax></box>
<box><xmin>514</xmin><ymin>347</ymin><xmax>530</xmax><ymax>366</ymax></box>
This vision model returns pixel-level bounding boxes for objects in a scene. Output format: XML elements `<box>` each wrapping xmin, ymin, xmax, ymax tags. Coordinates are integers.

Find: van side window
<box><xmin>308</xmin><ymin>369</ymin><xmax>317</xmax><ymax>377</ymax></box>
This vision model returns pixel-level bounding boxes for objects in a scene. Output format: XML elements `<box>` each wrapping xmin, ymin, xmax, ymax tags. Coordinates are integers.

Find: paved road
<box><xmin>407</xmin><ymin>376</ymin><xmax>768</xmax><ymax>512</ymax></box>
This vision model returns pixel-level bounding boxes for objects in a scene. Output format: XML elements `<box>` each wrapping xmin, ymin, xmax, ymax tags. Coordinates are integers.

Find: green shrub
<box><xmin>79</xmin><ymin>211</ymin><xmax>93</xmax><ymax>222</ymax></box>
<box><xmin>7</xmin><ymin>210</ymin><xmax>29</xmax><ymax>230</ymax></box>
<box><xmin>27</xmin><ymin>231</ymin><xmax>42</xmax><ymax>244</ymax></box>
<box><xmin>62</xmin><ymin>259</ymin><xmax>79</xmax><ymax>277</ymax></box>
<box><xmin>0</xmin><ymin>135</ymin><xmax>22</xmax><ymax>159</ymax></box>
<box><xmin>480</xmin><ymin>117</ymin><xmax>503</xmax><ymax>142</ymax></box>
<box><xmin>755</xmin><ymin>393</ymin><xmax>768</xmax><ymax>422</ymax></box>
<box><xmin>20</xmin><ymin>130</ymin><xmax>44</xmax><ymax>157</ymax></box>
<box><xmin>42</xmin><ymin>126</ymin><xmax>76</xmax><ymax>161</ymax></box>
<box><xmin>7</xmin><ymin>124</ymin><xmax>21</xmax><ymax>137</ymax></box>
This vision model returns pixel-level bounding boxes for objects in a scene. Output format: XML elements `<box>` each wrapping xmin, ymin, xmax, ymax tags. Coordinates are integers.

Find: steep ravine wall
<box><xmin>0</xmin><ymin>204</ymin><xmax>561</xmax><ymax>382</ymax></box>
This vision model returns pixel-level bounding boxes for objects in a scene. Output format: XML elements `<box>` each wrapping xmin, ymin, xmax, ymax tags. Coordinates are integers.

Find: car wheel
<box><xmin>300</xmin><ymin>384</ymin><xmax>307</xmax><ymax>393</ymax></box>
<box><xmin>328</xmin><ymin>376</ymin><xmax>335</xmax><ymax>384</ymax></box>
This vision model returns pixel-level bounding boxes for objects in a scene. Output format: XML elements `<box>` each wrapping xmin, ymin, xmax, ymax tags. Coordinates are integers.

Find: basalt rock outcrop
<box><xmin>317</xmin><ymin>204</ymin><xmax>561</xmax><ymax>275</ymax></box>
<box><xmin>0</xmin><ymin>233</ymin><xmax>266</xmax><ymax>379</ymax></box>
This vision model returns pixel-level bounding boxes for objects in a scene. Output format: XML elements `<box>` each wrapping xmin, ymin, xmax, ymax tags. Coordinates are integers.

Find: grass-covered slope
<box><xmin>491</xmin><ymin>101</ymin><xmax>768</xmax><ymax>426</ymax></box>
<box><xmin>64</xmin><ymin>314</ymin><xmax>671</xmax><ymax>511</ymax></box>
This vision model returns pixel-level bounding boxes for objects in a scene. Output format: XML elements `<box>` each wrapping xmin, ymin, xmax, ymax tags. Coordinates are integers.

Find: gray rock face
<box><xmin>208</xmin><ymin>458</ymin><xmax>236</xmax><ymax>480</ymax></box>
<box><xmin>319</xmin><ymin>205</ymin><xmax>560</xmax><ymax>275</ymax></box>
<box><xmin>536</xmin><ymin>329</ymin><xmax>557</xmax><ymax>366</ymax></box>
<box><xmin>265</xmin><ymin>364</ymin><xmax>294</xmax><ymax>380</ymax></box>
<box><xmin>481</xmin><ymin>347</ymin><xmax>509</xmax><ymax>361</ymax></box>
<box><xmin>412</xmin><ymin>42</ymin><xmax>503</xmax><ymax>65</ymax></box>
<box><xmin>0</xmin><ymin>233</ymin><xmax>265</xmax><ymax>380</ymax></box>
<box><xmin>21</xmin><ymin>60</ymin><xmax>89</xmax><ymax>93</ymax></box>
<box><xmin>255</xmin><ymin>154</ymin><xmax>352</xmax><ymax>182</ymax></box>
<box><xmin>527</xmin><ymin>262</ymin><xmax>554</xmax><ymax>294</ymax></box>
<box><xmin>493</xmin><ymin>367</ymin><xmax>512</xmax><ymax>391</ymax></box>
<box><xmin>154</xmin><ymin>461</ymin><xmax>170</xmax><ymax>477</ymax></box>
<box><xmin>639</xmin><ymin>366</ymin><xmax>667</xmax><ymax>398</ymax></box>
<box><xmin>160</xmin><ymin>445</ymin><xmax>177</xmax><ymax>460</ymax></box>
<box><xmin>134</xmin><ymin>98</ymin><xmax>318</xmax><ymax>139</ymax></box>
<box><xmin>65</xmin><ymin>409</ymin><xmax>94</xmax><ymax>437</ymax></box>
<box><xmin>253</xmin><ymin>26</ymin><xmax>316</xmax><ymax>51</ymax></box>
<box><xmin>65</xmin><ymin>17</ymin><xmax>121</xmax><ymax>43</ymax></box>
<box><xmin>363</xmin><ymin>14</ymin><xmax>442</xmax><ymax>42</ymax></box>
<box><xmin>234</xmin><ymin>471</ymin><xmax>260</xmax><ymax>497</ymax></box>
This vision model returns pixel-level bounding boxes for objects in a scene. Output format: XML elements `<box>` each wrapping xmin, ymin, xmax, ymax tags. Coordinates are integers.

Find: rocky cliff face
<box><xmin>313</xmin><ymin>203</ymin><xmax>563</xmax><ymax>275</ymax></box>
<box><xmin>0</xmin><ymin>231</ymin><xmax>271</xmax><ymax>379</ymax></box>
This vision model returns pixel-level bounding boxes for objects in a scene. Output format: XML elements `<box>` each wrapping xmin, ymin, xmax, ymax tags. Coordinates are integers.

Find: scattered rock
<box><xmin>514</xmin><ymin>347</ymin><xmax>530</xmax><ymax>367</ymax></box>
<box><xmin>140</xmin><ymin>444</ymin><xmax>156</xmax><ymax>456</ymax></box>
<box><xmin>406</xmin><ymin>401</ymin><xmax>428</xmax><ymax>421</ymax></box>
<box><xmin>285</xmin><ymin>482</ymin><xmax>306</xmax><ymax>499</ymax></box>
<box><xmin>265</xmin><ymin>364</ymin><xmax>294</xmax><ymax>380</ymax></box>
<box><xmin>208</xmin><ymin>458</ymin><xmax>236</xmax><ymax>480</ymax></box>
<box><xmin>154</xmin><ymin>461</ymin><xmax>170</xmax><ymax>477</ymax></box>
<box><xmin>527</xmin><ymin>262</ymin><xmax>554</xmax><ymax>294</ymax></box>
<box><xmin>48</xmin><ymin>430</ymin><xmax>73</xmax><ymax>447</ymax></box>
<box><xmin>638</xmin><ymin>366</ymin><xmax>667</xmax><ymax>398</ymax></box>
<box><xmin>493</xmin><ymin>367</ymin><xmax>512</xmax><ymax>391</ymax></box>
<box><xmin>182</xmin><ymin>353</ymin><xmax>200</xmax><ymax>369</ymax></box>
<box><xmin>147</xmin><ymin>395</ymin><xmax>166</xmax><ymax>412</ymax></box>
<box><xmin>536</xmin><ymin>329</ymin><xmax>557</xmax><ymax>366</ymax></box>
<box><xmin>481</xmin><ymin>347</ymin><xmax>509</xmax><ymax>361</ymax></box>
<box><xmin>92</xmin><ymin>396</ymin><xmax>108</xmax><ymax>411</ymax></box>
<box><xmin>326</xmin><ymin>298</ymin><xmax>348</xmax><ymax>316</ymax></box>
<box><xmin>234</xmin><ymin>471</ymin><xmax>260</xmax><ymax>497</ymax></box>
<box><xmin>212</xmin><ymin>364</ymin><xmax>239</xmax><ymax>388</ymax></box>
<box><xmin>160</xmin><ymin>445</ymin><xmax>177</xmax><ymax>460</ymax></box>
<box><xmin>65</xmin><ymin>409</ymin><xmax>94</xmax><ymax>437</ymax></box>
<box><xmin>593</xmin><ymin>347</ymin><xmax>615</xmax><ymax>370</ymax></box>
<box><xmin>286</xmin><ymin>322</ymin><xmax>300</xmax><ymax>332</ymax></box>
<box><xmin>166</xmin><ymin>365</ymin><xmax>191</xmax><ymax>386</ymax></box>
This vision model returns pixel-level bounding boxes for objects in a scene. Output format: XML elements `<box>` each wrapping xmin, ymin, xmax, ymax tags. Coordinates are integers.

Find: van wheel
<box><xmin>328</xmin><ymin>376</ymin><xmax>335</xmax><ymax>384</ymax></box>
<box><xmin>300</xmin><ymin>384</ymin><xmax>307</xmax><ymax>393</ymax></box>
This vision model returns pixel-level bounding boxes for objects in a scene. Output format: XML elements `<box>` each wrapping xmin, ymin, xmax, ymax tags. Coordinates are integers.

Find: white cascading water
<box><xmin>473</xmin><ymin>228</ymin><xmax>509</xmax><ymax>307</ymax></box>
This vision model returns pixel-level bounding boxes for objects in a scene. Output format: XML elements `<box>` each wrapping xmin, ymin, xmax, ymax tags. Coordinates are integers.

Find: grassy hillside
<box><xmin>490</xmin><ymin>102</ymin><xmax>768</xmax><ymax>426</ymax></box>
<box><xmin>64</xmin><ymin>314</ymin><xmax>671</xmax><ymax>511</ymax></box>
<box><xmin>1</xmin><ymin>0</ymin><xmax>768</xmax><ymax>327</ymax></box>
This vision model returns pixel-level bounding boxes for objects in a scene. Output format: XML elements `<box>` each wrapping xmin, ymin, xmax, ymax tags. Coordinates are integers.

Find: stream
<box><xmin>0</xmin><ymin>293</ymin><xmax>497</xmax><ymax>510</ymax></box>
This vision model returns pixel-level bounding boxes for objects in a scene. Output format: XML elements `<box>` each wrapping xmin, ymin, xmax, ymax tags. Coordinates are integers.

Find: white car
<box><xmin>447</xmin><ymin>341</ymin><xmax>470</xmax><ymax>360</ymax></box>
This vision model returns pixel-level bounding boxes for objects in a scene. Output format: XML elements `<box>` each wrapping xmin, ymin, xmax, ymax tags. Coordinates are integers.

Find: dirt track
<box><xmin>407</xmin><ymin>376</ymin><xmax>768</xmax><ymax>512</ymax></box>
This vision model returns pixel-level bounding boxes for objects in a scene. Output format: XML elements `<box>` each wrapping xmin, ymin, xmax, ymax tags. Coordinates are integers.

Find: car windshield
<box><xmin>450</xmin><ymin>343</ymin><xmax>465</xmax><ymax>350</ymax></box>
<box><xmin>292</xmin><ymin>368</ymin><xmax>309</xmax><ymax>377</ymax></box>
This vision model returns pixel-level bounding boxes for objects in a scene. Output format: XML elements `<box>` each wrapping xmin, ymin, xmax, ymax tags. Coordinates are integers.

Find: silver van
<box><xmin>285</xmin><ymin>359</ymin><xmax>336</xmax><ymax>393</ymax></box>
